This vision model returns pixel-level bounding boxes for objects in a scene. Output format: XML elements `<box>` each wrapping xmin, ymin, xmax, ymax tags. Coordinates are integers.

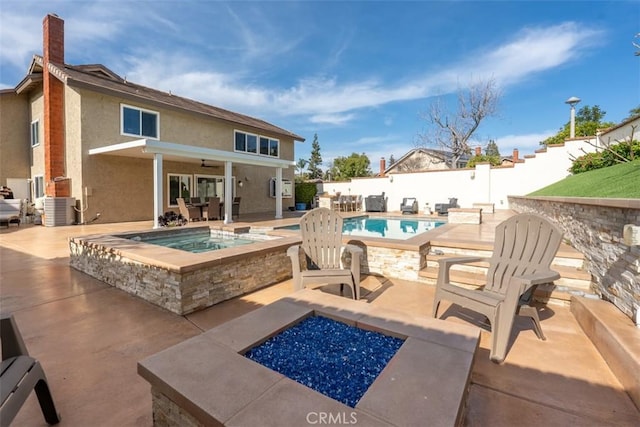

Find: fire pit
<box><xmin>138</xmin><ymin>290</ymin><xmax>480</xmax><ymax>426</ymax></box>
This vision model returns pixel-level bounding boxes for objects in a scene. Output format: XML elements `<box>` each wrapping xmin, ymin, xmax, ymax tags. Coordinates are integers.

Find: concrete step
<box><xmin>421</xmin><ymin>239</ymin><xmax>594</xmax><ymax>306</ymax></box>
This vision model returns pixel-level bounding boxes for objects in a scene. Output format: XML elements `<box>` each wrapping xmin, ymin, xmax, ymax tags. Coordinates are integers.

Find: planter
<box><xmin>295</xmin><ymin>203</ymin><xmax>307</xmax><ymax>211</ymax></box>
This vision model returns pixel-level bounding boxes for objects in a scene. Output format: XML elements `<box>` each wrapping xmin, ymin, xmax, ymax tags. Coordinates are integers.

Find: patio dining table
<box><xmin>188</xmin><ymin>201</ymin><xmax>240</xmax><ymax>220</ymax></box>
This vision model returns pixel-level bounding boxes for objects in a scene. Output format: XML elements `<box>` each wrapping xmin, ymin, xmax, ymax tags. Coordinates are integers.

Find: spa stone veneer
<box><xmin>509</xmin><ymin>196</ymin><xmax>640</xmax><ymax>322</ymax></box>
<box><xmin>69</xmin><ymin>227</ymin><xmax>300</xmax><ymax>315</ymax></box>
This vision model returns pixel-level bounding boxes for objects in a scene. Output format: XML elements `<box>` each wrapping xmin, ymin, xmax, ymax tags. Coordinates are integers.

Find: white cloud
<box><xmin>118</xmin><ymin>21</ymin><xmax>601</xmax><ymax>126</ymax></box>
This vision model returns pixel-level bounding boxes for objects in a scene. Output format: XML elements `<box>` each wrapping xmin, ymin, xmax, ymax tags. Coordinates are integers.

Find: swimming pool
<box><xmin>282</xmin><ymin>216</ymin><xmax>445</xmax><ymax>240</ymax></box>
<box><xmin>128</xmin><ymin>229</ymin><xmax>259</xmax><ymax>253</ymax></box>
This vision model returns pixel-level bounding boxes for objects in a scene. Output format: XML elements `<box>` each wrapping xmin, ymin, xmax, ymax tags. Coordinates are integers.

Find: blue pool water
<box><xmin>282</xmin><ymin>216</ymin><xmax>444</xmax><ymax>240</ymax></box>
<box><xmin>128</xmin><ymin>230</ymin><xmax>256</xmax><ymax>253</ymax></box>
<box><xmin>245</xmin><ymin>316</ymin><xmax>404</xmax><ymax>407</ymax></box>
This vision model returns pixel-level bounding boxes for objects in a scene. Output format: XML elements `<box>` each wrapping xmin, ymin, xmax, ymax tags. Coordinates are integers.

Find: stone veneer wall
<box><xmin>509</xmin><ymin>196</ymin><xmax>640</xmax><ymax>321</ymax></box>
<box><xmin>151</xmin><ymin>388</ymin><xmax>202</xmax><ymax>427</ymax></box>
<box><xmin>356</xmin><ymin>244</ymin><xmax>429</xmax><ymax>282</ymax></box>
<box><xmin>69</xmin><ymin>238</ymin><xmax>293</xmax><ymax>315</ymax></box>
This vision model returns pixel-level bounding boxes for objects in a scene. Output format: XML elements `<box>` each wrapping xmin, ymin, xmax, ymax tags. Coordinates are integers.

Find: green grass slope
<box><xmin>528</xmin><ymin>159</ymin><xmax>640</xmax><ymax>198</ymax></box>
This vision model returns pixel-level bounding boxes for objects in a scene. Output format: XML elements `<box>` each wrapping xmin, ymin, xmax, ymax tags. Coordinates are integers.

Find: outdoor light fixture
<box><xmin>565</xmin><ymin>96</ymin><xmax>581</xmax><ymax>138</ymax></box>
<box><xmin>238</xmin><ymin>180</ymin><xmax>243</xmax><ymax>188</ymax></box>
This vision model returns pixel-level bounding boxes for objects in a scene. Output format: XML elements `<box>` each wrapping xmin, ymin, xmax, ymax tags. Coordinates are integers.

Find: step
<box><xmin>425</xmin><ymin>255</ymin><xmax>591</xmax><ymax>281</ymax></box>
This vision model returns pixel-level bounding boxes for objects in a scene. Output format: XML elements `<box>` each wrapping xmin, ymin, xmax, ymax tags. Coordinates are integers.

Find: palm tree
<box><xmin>296</xmin><ymin>158</ymin><xmax>308</xmax><ymax>179</ymax></box>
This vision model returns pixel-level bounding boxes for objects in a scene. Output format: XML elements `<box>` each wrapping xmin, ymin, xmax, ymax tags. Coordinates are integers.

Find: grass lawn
<box><xmin>528</xmin><ymin>159</ymin><xmax>640</xmax><ymax>198</ymax></box>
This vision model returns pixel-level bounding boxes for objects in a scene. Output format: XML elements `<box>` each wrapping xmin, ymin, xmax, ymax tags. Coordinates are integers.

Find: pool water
<box><xmin>129</xmin><ymin>230</ymin><xmax>256</xmax><ymax>253</ymax></box>
<box><xmin>283</xmin><ymin>216</ymin><xmax>444</xmax><ymax>240</ymax></box>
<box><xmin>244</xmin><ymin>316</ymin><xmax>404</xmax><ymax>407</ymax></box>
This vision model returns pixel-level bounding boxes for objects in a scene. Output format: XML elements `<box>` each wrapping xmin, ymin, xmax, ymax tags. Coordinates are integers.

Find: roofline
<box><xmin>89</xmin><ymin>139</ymin><xmax>296</xmax><ymax>169</ymax></box>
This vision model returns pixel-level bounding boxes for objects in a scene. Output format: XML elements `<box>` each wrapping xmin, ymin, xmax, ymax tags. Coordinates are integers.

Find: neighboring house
<box><xmin>0</xmin><ymin>14</ymin><xmax>304</xmax><ymax>226</ymax></box>
<box><xmin>382</xmin><ymin>148</ymin><xmax>469</xmax><ymax>175</ymax></box>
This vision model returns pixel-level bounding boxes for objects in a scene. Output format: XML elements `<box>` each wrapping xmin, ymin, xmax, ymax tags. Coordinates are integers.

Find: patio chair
<box><xmin>176</xmin><ymin>198</ymin><xmax>202</xmax><ymax>222</ymax></box>
<box><xmin>232</xmin><ymin>197</ymin><xmax>241</xmax><ymax>219</ymax></box>
<box><xmin>432</xmin><ymin>213</ymin><xmax>563</xmax><ymax>363</ymax></box>
<box><xmin>1</xmin><ymin>314</ymin><xmax>61</xmax><ymax>426</ymax></box>
<box><xmin>205</xmin><ymin>197</ymin><xmax>220</xmax><ymax>221</ymax></box>
<box><xmin>400</xmin><ymin>197</ymin><xmax>418</xmax><ymax>214</ymax></box>
<box><xmin>287</xmin><ymin>207</ymin><xmax>363</xmax><ymax>300</ymax></box>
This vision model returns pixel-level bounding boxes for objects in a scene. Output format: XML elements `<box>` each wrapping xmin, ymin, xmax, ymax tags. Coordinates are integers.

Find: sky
<box><xmin>1</xmin><ymin>0</ymin><xmax>638</xmax><ymax>173</ymax></box>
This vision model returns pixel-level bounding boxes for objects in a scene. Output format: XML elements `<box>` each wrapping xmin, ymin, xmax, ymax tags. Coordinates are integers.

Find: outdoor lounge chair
<box><xmin>1</xmin><ymin>314</ymin><xmax>61</xmax><ymax>426</ymax></box>
<box><xmin>177</xmin><ymin>198</ymin><xmax>202</xmax><ymax>221</ymax></box>
<box><xmin>400</xmin><ymin>197</ymin><xmax>419</xmax><ymax>214</ymax></box>
<box><xmin>432</xmin><ymin>213</ymin><xmax>563</xmax><ymax>363</ymax></box>
<box><xmin>287</xmin><ymin>207</ymin><xmax>363</xmax><ymax>300</ymax></box>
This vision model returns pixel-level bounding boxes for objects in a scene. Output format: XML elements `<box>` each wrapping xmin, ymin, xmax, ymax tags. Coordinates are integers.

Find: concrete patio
<box><xmin>1</xmin><ymin>213</ymin><xmax>639</xmax><ymax>426</ymax></box>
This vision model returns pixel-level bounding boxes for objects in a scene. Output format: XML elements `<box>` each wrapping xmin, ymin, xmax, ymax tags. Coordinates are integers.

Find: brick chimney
<box><xmin>475</xmin><ymin>146</ymin><xmax>482</xmax><ymax>156</ymax></box>
<box><xmin>512</xmin><ymin>148</ymin><xmax>519</xmax><ymax>163</ymax></box>
<box><xmin>379</xmin><ymin>157</ymin><xmax>386</xmax><ymax>176</ymax></box>
<box><xmin>43</xmin><ymin>14</ymin><xmax>69</xmax><ymax>197</ymax></box>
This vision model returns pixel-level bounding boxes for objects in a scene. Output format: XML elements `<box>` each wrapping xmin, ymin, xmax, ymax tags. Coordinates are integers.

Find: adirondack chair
<box><xmin>432</xmin><ymin>213</ymin><xmax>563</xmax><ymax>363</ymax></box>
<box><xmin>1</xmin><ymin>314</ymin><xmax>61</xmax><ymax>426</ymax></box>
<box><xmin>287</xmin><ymin>207</ymin><xmax>363</xmax><ymax>299</ymax></box>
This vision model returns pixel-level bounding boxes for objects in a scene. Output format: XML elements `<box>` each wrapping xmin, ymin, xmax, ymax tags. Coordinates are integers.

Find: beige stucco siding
<box><xmin>0</xmin><ymin>91</ymin><xmax>31</xmax><ymax>184</ymax></box>
<box><xmin>29</xmin><ymin>90</ymin><xmax>45</xmax><ymax>185</ymax></box>
<box><xmin>72</xmin><ymin>88</ymin><xmax>296</xmax><ymax>223</ymax></box>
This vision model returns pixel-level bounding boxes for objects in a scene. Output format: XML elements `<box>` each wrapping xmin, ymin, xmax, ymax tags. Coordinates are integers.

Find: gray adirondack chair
<box><xmin>1</xmin><ymin>314</ymin><xmax>61</xmax><ymax>426</ymax></box>
<box><xmin>287</xmin><ymin>207</ymin><xmax>363</xmax><ymax>299</ymax></box>
<box><xmin>432</xmin><ymin>213</ymin><xmax>563</xmax><ymax>363</ymax></box>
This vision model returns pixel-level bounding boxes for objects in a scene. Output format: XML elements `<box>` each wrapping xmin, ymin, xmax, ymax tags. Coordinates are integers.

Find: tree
<box><xmin>485</xmin><ymin>140</ymin><xmax>501</xmax><ymax>157</ymax></box>
<box><xmin>417</xmin><ymin>78</ymin><xmax>501</xmax><ymax>169</ymax></box>
<box><xmin>295</xmin><ymin>158</ymin><xmax>308</xmax><ymax>180</ymax></box>
<box><xmin>307</xmin><ymin>133</ymin><xmax>323</xmax><ymax>180</ymax></box>
<box><xmin>331</xmin><ymin>153</ymin><xmax>371</xmax><ymax>180</ymax></box>
<box><xmin>625</xmin><ymin>106</ymin><xmax>640</xmax><ymax>120</ymax></box>
<box><xmin>388</xmin><ymin>154</ymin><xmax>396</xmax><ymax>166</ymax></box>
<box><xmin>540</xmin><ymin>105</ymin><xmax>615</xmax><ymax>146</ymax></box>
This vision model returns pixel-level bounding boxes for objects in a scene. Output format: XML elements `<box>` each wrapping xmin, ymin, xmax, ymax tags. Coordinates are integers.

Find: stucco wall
<box><xmin>509</xmin><ymin>196</ymin><xmax>640</xmax><ymax>322</ymax></box>
<box><xmin>321</xmin><ymin>140</ymin><xmax>599</xmax><ymax>213</ymax></box>
<box><xmin>60</xmin><ymin>88</ymin><xmax>296</xmax><ymax>223</ymax></box>
<box><xmin>0</xmin><ymin>91</ymin><xmax>30</xmax><ymax>184</ymax></box>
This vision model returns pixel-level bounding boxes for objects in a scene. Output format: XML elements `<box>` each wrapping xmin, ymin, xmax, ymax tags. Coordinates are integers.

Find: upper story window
<box><xmin>31</xmin><ymin>120</ymin><xmax>40</xmax><ymax>147</ymax></box>
<box><xmin>121</xmin><ymin>104</ymin><xmax>159</xmax><ymax>139</ymax></box>
<box><xmin>235</xmin><ymin>130</ymin><xmax>279</xmax><ymax>158</ymax></box>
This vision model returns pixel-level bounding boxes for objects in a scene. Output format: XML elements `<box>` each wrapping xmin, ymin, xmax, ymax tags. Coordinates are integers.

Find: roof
<box><xmin>385</xmin><ymin>148</ymin><xmax>470</xmax><ymax>173</ymax></box>
<box><xmin>15</xmin><ymin>55</ymin><xmax>305</xmax><ymax>142</ymax></box>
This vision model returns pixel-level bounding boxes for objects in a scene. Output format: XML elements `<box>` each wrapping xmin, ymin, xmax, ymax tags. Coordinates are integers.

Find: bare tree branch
<box><xmin>416</xmin><ymin>78</ymin><xmax>501</xmax><ymax>168</ymax></box>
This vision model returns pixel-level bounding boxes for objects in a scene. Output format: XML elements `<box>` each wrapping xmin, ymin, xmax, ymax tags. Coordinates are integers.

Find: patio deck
<box><xmin>1</xmin><ymin>211</ymin><xmax>639</xmax><ymax>426</ymax></box>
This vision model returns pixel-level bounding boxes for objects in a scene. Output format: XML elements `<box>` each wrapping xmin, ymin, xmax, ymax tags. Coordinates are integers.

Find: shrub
<box><xmin>570</xmin><ymin>140</ymin><xmax>640</xmax><ymax>174</ymax></box>
<box><xmin>295</xmin><ymin>182</ymin><xmax>317</xmax><ymax>205</ymax></box>
<box><xmin>158</xmin><ymin>211</ymin><xmax>187</xmax><ymax>227</ymax></box>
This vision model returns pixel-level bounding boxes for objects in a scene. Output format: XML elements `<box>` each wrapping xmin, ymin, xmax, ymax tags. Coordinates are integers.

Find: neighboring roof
<box><xmin>599</xmin><ymin>114</ymin><xmax>640</xmax><ymax>137</ymax></box>
<box><xmin>15</xmin><ymin>55</ymin><xmax>305</xmax><ymax>142</ymax></box>
<box><xmin>385</xmin><ymin>148</ymin><xmax>470</xmax><ymax>173</ymax></box>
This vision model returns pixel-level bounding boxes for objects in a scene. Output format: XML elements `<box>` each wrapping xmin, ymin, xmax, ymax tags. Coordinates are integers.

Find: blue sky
<box><xmin>1</xmin><ymin>1</ymin><xmax>638</xmax><ymax>173</ymax></box>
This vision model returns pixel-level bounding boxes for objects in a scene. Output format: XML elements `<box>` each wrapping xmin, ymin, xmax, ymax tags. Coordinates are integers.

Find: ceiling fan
<box><xmin>200</xmin><ymin>159</ymin><xmax>216</xmax><ymax>168</ymax></box>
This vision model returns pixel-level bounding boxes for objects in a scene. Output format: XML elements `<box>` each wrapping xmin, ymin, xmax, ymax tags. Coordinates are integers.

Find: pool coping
<box><xmin>138</xmin><ymin>289</ymin><xmax>480</xmax><ymax>426</ymax></box>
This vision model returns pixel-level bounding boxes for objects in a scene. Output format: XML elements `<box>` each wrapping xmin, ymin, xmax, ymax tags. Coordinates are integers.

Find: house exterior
<box><xmin>383</xmin><ymin>148</ymin><xmax>469</xmax><ymax>175</ymax></box>
<box><xmin>0</xmin><ymin>14</ymin><xmax>304</xmax><ymax>226</ymax></box>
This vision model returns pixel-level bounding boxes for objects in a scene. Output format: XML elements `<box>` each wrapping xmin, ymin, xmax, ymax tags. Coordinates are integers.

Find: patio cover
<box><xmin>89</xmin><ymin>139</ymin><xmax>294</xmax><ymax>227</ymax></box>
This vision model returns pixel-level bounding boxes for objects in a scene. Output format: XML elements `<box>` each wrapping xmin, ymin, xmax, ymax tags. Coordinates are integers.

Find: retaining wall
<box><xmin>508</xmin><ymin>196</ymin><xmax>640</xmax><ymax>322</ymax></box>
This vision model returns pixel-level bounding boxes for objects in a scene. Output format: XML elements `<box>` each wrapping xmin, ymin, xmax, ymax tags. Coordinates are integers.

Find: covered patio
<box><xmin>89</xmin><ymin>139</ymin><xmax>295</xmax><ymax>227</ymax></box>
<box><xmin>1</xmin><ymin>214</ymin><xmax>638</xmax><ymax>426</ymax></box>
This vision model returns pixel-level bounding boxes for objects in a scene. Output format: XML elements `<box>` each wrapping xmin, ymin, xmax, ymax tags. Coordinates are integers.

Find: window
<box><xmin>195</xmin><ymin>175</ymin><xmax>236</xmax><ymax>200</ymax></box>
<box><xmin>34</xmin><ymin>175</ymin><xmax>44</xmax><ymax>198</ymax></box>
<box><xmin>260</xmin><ymin>136</ymin><xmax>279</xmax><ymax>157</ymax></box>
<box><xmin>234</xmin><ymin>130</ymin><xmax>279</xmax><ymax>158</ymax></box>
<box><xmin>31</xmin><ymin>120</ymin><xmax>40</xmax><ymax>147</ymax></box>
<box><xmin>121</xmin><ymin>104</ymin><xmax>159</xmax><ymax>138</ymax></box>
<box><xmin>168</xmin><ymin>174</ymin><xmax>192</xmax><ymax>206</ymax></box>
